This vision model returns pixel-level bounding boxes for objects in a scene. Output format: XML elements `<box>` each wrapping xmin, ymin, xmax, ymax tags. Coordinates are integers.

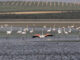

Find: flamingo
<box><xmin>52</xmin><ymin>25</ymin><xmax>56</xmax><ymax>31</ymax></box>
<box><xmin>6</xmin><ymin>26</ymin><xmax>12</xmax><ymax>35</ymax></box>
<box><xmin>37</xmin><ymin>1</ymin><xmax>40</xmax><ymax>6</ymax></box>
<box><xmin>32</xmin><ymin>29</ymin><xmax>53</xmax><ymax>38</ymax></box>
<box><xmin>21</xmin><ymin>31</ymin><xmax>26</xmax><ymax>34</ymax></box>
<box><xmin>23</xmin><ymin>25</ymin><xmax>29</xmax><ymax>32</ymax></box>
<box><xmin>17</xmin><ymin>27</ymin><xmax>22</xmax><ymax>34</ymax></box>
<box><xmin>17</xmin><ymin>27</ymin><xmax>26</xmax><ymax>34</ymax></box>
<box><xmin>50</xmin><ymin>2</ymin><xmax>52</xmax><ymax>6</ymax></box>
<box><xmin>43</xmin><ymin>25</ymin><xmax>46</xmax><ymax>29</ymax></box>
<box><xmin>30</xmin><ymin>28</ymin><xmax>34</xmax><ymax>33</ymax></box>
<box><xmin>58</xmin><ymin>28</ymin><xmax>62</xmax><ymax>34</ymax></box>
<box><xmin>63</xmin><ymin>27</ymin><xmax>68</xmax><ymax>34</ymax></box>
<box><xmin>76</xmin><ymin>27</ymin><xmax>80</xmax><ymax>30</ymax></box>
<box><xmin>46</xmin><ymin>2</ymin><xmax>48</xmax><ymax>6</ymax></box>
<box><xmin>6</xmin><ymin>31</ymin><xmax>12</xmax><ymax>35</ymax></box>
<box><xmin>53</xmin><ymin>28</ymin><xmax>56</xmax><ymax>31</ymax></box>
<box><xmin>71</xmin><ymin>25</ymin><xmax>75</xmax><ymax>28</ymax></box>
<box><xmin>47</xmin><ymin>27</ymin><xmax>51</xmax><ymax>32</ymax></box>
<box><xmin>68</xmin><ymin>26</ymin><xmax>72</xmax><ymax>33</ymax></box>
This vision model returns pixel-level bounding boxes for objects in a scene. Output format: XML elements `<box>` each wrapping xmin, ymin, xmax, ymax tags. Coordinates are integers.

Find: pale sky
<box><xmin>0</xmin><ymin>0</ymin><xmax>80</xmax><ymax>3</ymax></box>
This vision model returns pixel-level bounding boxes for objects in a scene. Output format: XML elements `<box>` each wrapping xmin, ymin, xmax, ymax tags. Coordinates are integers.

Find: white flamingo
<box><xmin>43</xmin><ymin>25</ymin><xmax>46</xmax><ymax>29</ymax></box>
<box><xmin>63</xmin><ymin>27</ymin><xmax>68</xmax><ymax>34</ymax></box>
<box><xmin>68</xmin><ymin>26</ymin><xmax>72</xmax><ymax>33</ymax></box>
<box><xmin>58</xmin><ymin>28</ymin><xmax>62</xmax><ymax>34</ymax></box>
<box><xmin>52</xmin><ymin>25</ymin><xmax>56</xmax><ymax>31</ymax></box>
<box><xmin>76</xmin><ymin>27</ymin><xmax>80</xmax><ymax>30</ymax></box>
<box><xmin>40</xmin><ymin>29</ymin><xmax>45</xmax><ymax>38</ymax></box>
<box><xmin>30</xmin><ymin>28</ymin><xmax>34</xmax><ymax>33</ymax></box>
<box><xmin>7</xmin><ymin>31</ymin><xmax>12</xmax><ymax>35</ymax></box>
<box><xmin>23</xmin><ymin>25</ymin><xmax>29</xmax><ymax>32</ymax></box>
<box><xmin>50</xmin><ymin>2</ymin><xmax>52</xmax><ymax>6</ymax></box>
<box><xmin>71</xmin><ymin>25</ymin><xmax>75</xmax><ymax>28</ymax></box>
<box><xmin>47</xmin><ymin>27</ymin><xmax>51</xmax><ymax>32</ymax></box>
<box><xmin>6</xmin><ymin>26</ymin><xmax>12</xmax><ymax>35</ymax></box>
<box><xmin>17</xmin><ymin>27</ymin><xmax>22</xmax><ymax>34</ymax></box>
<box><xmin>17</xmin><ymin>27</ymin><xmax>26</xmax><ymax>34</ymax></box>
<box><xmin>21</xmin><ymin>31</ymin><xmax>26</xmax><ymax>34</ymax></box>
<box><xmin>46</xmin><ymin>2</ymin><xmax>48</xmax><ymax>6</ymax></box>
<box><xmin>53</xmin><ymin>28</ymin><xmax>56</xmax><ymax>31</ymax></box>
<box><xmin>37</xmin><ymin>2</ymin><xmax>40</xmax><ymax>6</ymax></box>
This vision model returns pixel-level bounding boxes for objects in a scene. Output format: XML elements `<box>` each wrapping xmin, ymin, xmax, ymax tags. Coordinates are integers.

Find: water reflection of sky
<box><xmin>0</xmin><ymin>0</ymin><xmax>80</xmax><ymax>3</ymax></box>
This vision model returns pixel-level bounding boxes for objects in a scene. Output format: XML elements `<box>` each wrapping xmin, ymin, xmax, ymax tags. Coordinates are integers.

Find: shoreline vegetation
<box><xmin>0</xmin><ymin>1</ymin><xmax>79</xmax><ymax>12</ymax></box>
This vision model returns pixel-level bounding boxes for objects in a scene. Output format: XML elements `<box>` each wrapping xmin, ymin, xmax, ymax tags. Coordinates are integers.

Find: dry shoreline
<box><xmin>0</xmin><ymin>11</ymin><xmax>69</xmax><ymax>14</ymax></box>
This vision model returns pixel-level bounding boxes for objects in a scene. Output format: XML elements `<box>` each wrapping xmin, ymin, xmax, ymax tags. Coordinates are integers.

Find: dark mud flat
<box><xmin>0</xmin><ymin>39</ymin><xmax>80</xmax><ymax>60</ymax></box>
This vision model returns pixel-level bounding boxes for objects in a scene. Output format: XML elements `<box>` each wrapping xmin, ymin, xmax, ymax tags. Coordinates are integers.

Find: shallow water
<box><xmin>0</xmin><ymin>39</ymin><xmax>80</xmax><ymax>60</ymax></box>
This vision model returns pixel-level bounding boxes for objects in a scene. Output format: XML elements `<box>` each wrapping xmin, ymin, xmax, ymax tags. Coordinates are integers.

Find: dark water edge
<box><xmin>0</xmin><ymin>39</ymin><xmax>80</xmax><ymax>60</ymax></box>
<box><xmin>0</xmin><ymin>11</ymin><xmax>80</xmax><ymax>19</ymax></box>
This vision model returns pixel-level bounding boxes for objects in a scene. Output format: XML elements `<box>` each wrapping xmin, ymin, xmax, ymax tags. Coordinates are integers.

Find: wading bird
<box><xmin>6</xmin><ymin>26</ymin><xmax>12</xmax><ymax>35</ymax></box>
<box><xmin>23</xmin><ymin>25</ymin><xmax>29</xmax><ymax>32</ymax></box>
<box><xmin>17</xmin><ymin>27</ymin><xmax>22</xmax><ymax>34</ymax></box>
<box><xmin>30</xmin><ymin>28</ymin><xmax>34</xmax><ymax>33</ymax></box>
<box><xmin>52</xmin><ymin>25</ymin><xmax>56</xmax><ymax>31</ymax></box>
<box><xmin>68</xmin><ymin>26</ymin><xmax>72</xmax><ymax>33</ymax></box>
<box><xmin>47</xmin><ymin>27</ymin><xmax>52</xmax><ymax>32</ymax></box>
<box><xmin>32</xmin><ymin>29</ymin><xmax>53</xmax><ymax>38</ymax></box>
<box><xmin>21</xmin><ymin>31</ymin><xmax>26</xmax><ymax>34</ymax></box>
<box><xmin>63</xmin><ymin>27</ymin><xmax>68</xmax><ymax>34</ymax></box>
<box><xmin>58</xmin><ymin>28</ymin><xmax>62</xmax><ymax>34</ymax></box>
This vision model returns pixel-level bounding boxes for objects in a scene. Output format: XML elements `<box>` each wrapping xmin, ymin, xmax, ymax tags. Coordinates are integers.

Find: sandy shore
<box><xmin>0</xmin><ymin>11</ymin><xmax>68</xmax><ymax>14</ymax></box>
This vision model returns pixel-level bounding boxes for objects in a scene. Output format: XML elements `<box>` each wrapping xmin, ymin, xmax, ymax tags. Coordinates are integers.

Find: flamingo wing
<box><xmin>32</xmin><ymin>34</ymin><xmax>40</xmax><ymax>38</ymax></box>
<box><xmin>45</xmin><ymin>34</ymin><xmax>53</xmax><ymax>37</ymax></box>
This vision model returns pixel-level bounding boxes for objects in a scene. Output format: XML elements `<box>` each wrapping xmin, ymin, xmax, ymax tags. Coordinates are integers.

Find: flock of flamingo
<box><xmin>0</xmin><ymin>24</ymin><xmax>79</xmax><ymax>36</ymax></box>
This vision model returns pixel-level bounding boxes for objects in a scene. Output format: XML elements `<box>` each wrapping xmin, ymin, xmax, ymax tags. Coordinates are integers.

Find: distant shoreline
<box><xmin>0</xmin><ymin>11</ymin><xmax>79</xmax><ymax>19</ymax></box>
<box><xmin>0</xmin><ymin>11</ymin><xmax>71</xmax><ymax>15</ymax></box>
